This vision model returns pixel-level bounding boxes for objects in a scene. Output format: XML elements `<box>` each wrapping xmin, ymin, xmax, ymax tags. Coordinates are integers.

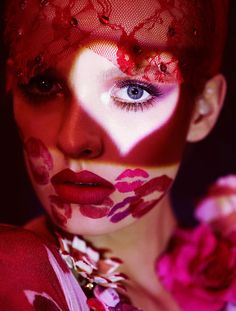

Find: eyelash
<box><xmin>18</xmin><ymin>73</ymin><xmax>64</xmax><ymax>103</ymax></box>
<box><xmin>18</xmin><ymin>74</ymin><xmax>163</xmax><ymax>112</ymax></box>
<box><xmin>111</xmin><ymin>80</ymin><xmax>163</xmax><ymax>112</ymax></box>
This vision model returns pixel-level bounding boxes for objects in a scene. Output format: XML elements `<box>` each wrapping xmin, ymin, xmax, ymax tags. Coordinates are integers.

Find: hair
<box><xmin>177</xmin><ymin>0</ymin><xmax>229</xmax><ymax>97</ymax></box>
<box><xmin>201</xmin><ymin>0</ymin><xmax>229</xmax><ymax>76</ymax></box>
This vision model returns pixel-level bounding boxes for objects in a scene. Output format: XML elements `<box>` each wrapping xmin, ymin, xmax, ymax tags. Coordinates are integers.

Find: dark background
<box><xmin>0</xmin><ymin>1</ymin><xmax>236</xmax><ymax>226</ymax></box>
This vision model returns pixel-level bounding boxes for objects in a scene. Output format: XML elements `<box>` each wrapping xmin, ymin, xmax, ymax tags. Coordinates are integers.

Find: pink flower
<box><xmin>195</xmin><ymin>175</ymin><xmax>236</xmax><ymax>236</ymax></box>
<box><xmin>87</xmin><ymin>286</ymin><xmax>141</xmax><ymax>311</ymax></box>
<box><xmin>156</xmin><ymin>225</ymin><xmax>236</xmax><ymax>311</ymax></box>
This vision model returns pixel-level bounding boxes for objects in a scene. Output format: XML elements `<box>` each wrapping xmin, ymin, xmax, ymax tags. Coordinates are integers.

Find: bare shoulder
<box><xmin>24</xmin><ymin>216</ymin><xmax>57</xmax><ymax>244</ymax></box>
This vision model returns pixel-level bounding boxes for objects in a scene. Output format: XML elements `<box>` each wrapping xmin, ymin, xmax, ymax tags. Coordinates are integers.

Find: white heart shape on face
<box><xmin>69</xmin><ymin>48</ymin><xmax>180</xmax><ymax>156</ymax></box>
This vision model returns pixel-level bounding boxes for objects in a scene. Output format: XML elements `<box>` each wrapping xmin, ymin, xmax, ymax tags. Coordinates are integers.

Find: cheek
<box><xmin>102</xmin><ymin>95</ymin><xmax>193</xmax><ymax>167</ymax></box>
<box><xmin>124</xmin><ymin>95</ymin><xmax>193</xmax><ymax>166</ymax></box>
<box><xmin>13</xmin><ymin>91</ymin><xmax>64</xmax><ymax>144</ymax></box>
<box><xmin>24</xmin><ymin>137</ymin><xmax>54</xmax><ymax>185</ymax></box>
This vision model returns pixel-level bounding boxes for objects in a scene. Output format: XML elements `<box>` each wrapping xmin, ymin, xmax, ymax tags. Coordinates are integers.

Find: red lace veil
<box><xmin>5</xmin><ymin>0</ymin><xmax>229</xmax><ymax>97</ymax></box>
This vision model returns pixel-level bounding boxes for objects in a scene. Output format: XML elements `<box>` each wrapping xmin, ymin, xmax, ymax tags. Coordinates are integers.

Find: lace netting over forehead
<box><xmin>5</xmin><ymin>0</ymin><xmax>228</xmax><ymax>91</ymax></box>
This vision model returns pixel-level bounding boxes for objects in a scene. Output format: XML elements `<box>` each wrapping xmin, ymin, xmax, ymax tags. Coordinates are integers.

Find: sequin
<box><xmin>168</xmin><ymin>27</ymin><xmax>176</xmax><ymax>37</ymax></box>
<box><xmin>16</xmin><ymin>69</ymin><xmax>23</xmax><ymax>77</ymax></box>
<box><xmin>193</xmin><ymin>28</ymin><xmax>198</xmax><ymax>36</ymax></box>
<box><xmin>132</xmin><ymin>45</ymin><xmax>142</xmax><ymax>55</ymax></box>
<box><xmin>158</xmin><ymin>63</ymin><xmax>167</xmax><ymax>73</ymax></box>
<box><xmin>34</xmin><ymin>55</ymin><xmax>43</xmax><ymax>64</ymax></box>
<box><xmin>99</xmin><ymin>15</ymin><xmax>110</xmax><ymax>25</ymax></box>
<box><xmin>17</xmin><ymin>28</ymin><xmax>24</xmax><ymax>37</ymax></box>
<box><xmin>85</xmin><ymin>283</ymin><xmax>94</xmax><ymax>290</ymax></box>
<box><xmin>70</xmin><ymin>17</ymin><xmax>79</xmax><ymax>27</ymax></box>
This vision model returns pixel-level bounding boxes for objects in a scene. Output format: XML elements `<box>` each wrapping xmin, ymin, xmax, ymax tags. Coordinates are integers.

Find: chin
<box><xmin>53</xmin><ymin>215</ymin><xmax>134</xmax><ymax>236</ymax></box>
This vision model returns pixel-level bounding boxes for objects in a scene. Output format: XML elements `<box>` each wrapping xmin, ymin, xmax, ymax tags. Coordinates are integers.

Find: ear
<box><xmin>187</xmin><ymin>74</ymin><xmax>227</xmax><ymax>142</ymax></box>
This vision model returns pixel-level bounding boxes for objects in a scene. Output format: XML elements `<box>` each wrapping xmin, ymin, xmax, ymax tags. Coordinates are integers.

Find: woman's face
<box><xmin>9</xmin><ymin>0</ymin><xmax>201</xmax><ymax>235</ymax></box>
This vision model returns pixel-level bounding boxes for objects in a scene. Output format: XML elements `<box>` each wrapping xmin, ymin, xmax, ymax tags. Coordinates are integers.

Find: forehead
<box><xmin>6</xmin><ymin>0</ymin><xmax>205</xmax><ymax>80</ymax></box>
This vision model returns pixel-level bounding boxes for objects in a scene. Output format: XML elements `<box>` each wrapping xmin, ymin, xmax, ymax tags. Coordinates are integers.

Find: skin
<box><xmin>8</xmin><ymin>0</ymin><xmax>227</xmax><ymax>309</ymax></box>
<box><xmin>13</xmin><ymin>44</ymin><xmax>190</xmax><ymax>234</ymax></box>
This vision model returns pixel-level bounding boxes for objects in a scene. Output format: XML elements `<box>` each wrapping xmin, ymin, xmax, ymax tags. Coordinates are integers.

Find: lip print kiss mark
<box><xmin>51</xmin><ymin>169</ymin><xmax>115</xmax><ymax>219</ymax></box>
<box><xmin>110</xmin><ymin>172</ymin><xmax>173</xmax><ymax>223</ymax></box>
<box><xmin>79</xmin><ymin>197</ymin><xmax>114</xmax><ymax>219</ymax></box>
<box><xmin>115</xmin><ymin>168</ymin><xmax>149</xmax><ymax>192</ymax></box>
<box><xmin>50</xmin><ymin>195</ymin><xmax>72</xmax><ymax>227</ymax></box>
<box><xmin>25</xmin><ymin>137</ymin><xmax>53</xmax><ymax>185</ymax></box>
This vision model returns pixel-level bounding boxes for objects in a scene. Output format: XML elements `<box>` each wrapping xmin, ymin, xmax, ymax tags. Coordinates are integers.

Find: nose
<box><xmin>57</xmin><ymin>102</ymin><xmax>103</xmax><ymax>159</ymax></box>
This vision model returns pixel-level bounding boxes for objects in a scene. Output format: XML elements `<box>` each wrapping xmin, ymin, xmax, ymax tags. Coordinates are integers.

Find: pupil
<box><xmin>127</xmin><ymin>85</ymin><xmax>144</xmax><ymax>100</ymax></box>
<box><xmin>37</xmin><ymin>77</ymin><xmax>53</xmax><ymax>92</ymax></box>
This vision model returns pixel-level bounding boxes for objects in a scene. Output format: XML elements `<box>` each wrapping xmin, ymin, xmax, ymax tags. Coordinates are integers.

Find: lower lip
<box><xmin>52</xmin><ymin>184</ymin><xmax>114</xmax><ymax>205</ymax></box>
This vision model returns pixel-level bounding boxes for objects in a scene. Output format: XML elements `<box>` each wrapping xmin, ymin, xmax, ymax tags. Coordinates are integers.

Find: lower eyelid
<box><xmin>114</xmin><ymin>98</ymin><xmax>155</xmax><ymax>112</ymax></box>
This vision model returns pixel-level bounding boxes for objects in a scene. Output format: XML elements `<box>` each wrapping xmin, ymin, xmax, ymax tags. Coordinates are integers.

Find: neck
<box><xmin>85</xmin><ymin>195</ymin><xmax>178</xmax><ymax>310</ymax></box>
<box><xmin>86</xmin><ymin>195</ymin><xmax>176</xmax><ymax>262</ymax></box>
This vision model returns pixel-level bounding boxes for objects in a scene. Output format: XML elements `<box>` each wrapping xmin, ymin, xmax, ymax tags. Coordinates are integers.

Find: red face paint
<box><xmin>80</xmin><ymin>198</ymin><xmax>114</xmax><ymax>219</ymax></box>
<box><xmin>49</xmin><ymin>195</ymin><xmax>72</xmax><ymax>227</ymax></box>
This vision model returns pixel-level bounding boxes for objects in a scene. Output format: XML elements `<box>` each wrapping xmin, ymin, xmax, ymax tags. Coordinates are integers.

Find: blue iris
<box><xmin>127</xmin><ymin>85</ymin><xmax>144</xmax><ymax>100</ymax></box>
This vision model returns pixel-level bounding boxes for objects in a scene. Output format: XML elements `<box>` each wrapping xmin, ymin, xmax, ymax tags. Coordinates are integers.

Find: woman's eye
<box><xmin>111</xmin><ymin>81</ymin><xmax>162</xmax><ymax>112</ymax></box>
<box><xmin>116</xmin><ymin>85</ymin><xmax>151</xmax><ymax>102</ymax></box>
<box><xmin>19</xmin><ymin>74</ymin><xmax>63</xmax><ymax>101</ymax></box>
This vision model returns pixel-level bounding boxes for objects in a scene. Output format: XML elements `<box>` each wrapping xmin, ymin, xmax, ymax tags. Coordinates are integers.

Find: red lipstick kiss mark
<box><xmin>110</xmin><ymin>175</ymin><xmax>173</xmax><ymax>223</ymax></box>
<box><xmin>130</xmin><ymin>194</ymin><xmax>165</xmax><ymax>218</ymax></box>
<box><xmin>115</xmin><ymin>180</ymin><xmax>144</xmax><ymax>193</ymax></box>
<box><xmin>116</xmin><ymin>169</ymin><xmax>149</xmax><ymax>181</ymax></box>
<box><xmin>115</xmin><ymin>168</ymin><xmax>149</xmax><ymax>193</ymax></box>
<box><xmin>50</xmin><ymin>195</ymin><xmax>72</xmax><ymax>227</ymax></box>
<box><xmin>134</xmin><ymin>175</ymin><xmax>172</xmax><ymax>196</ymax></box>
<box><xmin>51</xmin><ymin>169</ymin><xmax>115</xmax><ymax>205</ymax></box>
<box><xmin>25</xmin><ymin>137</ymin><xmax>53</xmax><ymax>185</ymax></box>
<box><xmin>80</xmin><ymin>198</ymin><xmax>114</xmax><ymax>219</ymax></box>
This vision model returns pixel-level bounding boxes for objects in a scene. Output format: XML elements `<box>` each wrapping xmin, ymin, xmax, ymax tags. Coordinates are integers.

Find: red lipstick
<box><xmin>51</xmin><ymin>169</ymin><xmax>115</xmax><ymax>205</ymax></box>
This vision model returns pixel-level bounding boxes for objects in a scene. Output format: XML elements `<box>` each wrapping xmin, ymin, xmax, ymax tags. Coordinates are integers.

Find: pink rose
<box><xmin>156</xmin><ymin>225</ymin><xmax>236</xmax><ymax>311</ymax></box>
<box><xmin>195</xmin><ymin>175</ymin><xmax>236</xmax><ymax>236</ymax></box>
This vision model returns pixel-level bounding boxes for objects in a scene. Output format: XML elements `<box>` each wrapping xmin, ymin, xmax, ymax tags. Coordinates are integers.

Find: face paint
<box><xmin>25</xmin><ymin>137</ymin><xmax>53</xmax><ymax>185</ymax></box>
<box><xmin>109</xmin><ymin>173</ymin><xmax>173</xmax><ymax>222</ymax></box>
<box><xmin>6</xmin><ymin>0</ymin><xmax>228</xmax><ymax>235</ymax></box>
<box><xmin>49</xmin><ymin>195</ymin><xmax>72</xmax><ymax>227</ymax></box>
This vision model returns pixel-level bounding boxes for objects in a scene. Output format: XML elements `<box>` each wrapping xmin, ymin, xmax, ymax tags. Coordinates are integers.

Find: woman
<box><xmin>0</xmin><ymin>0</ymin><xmax>232</xmax><ymax>310</ymax></box>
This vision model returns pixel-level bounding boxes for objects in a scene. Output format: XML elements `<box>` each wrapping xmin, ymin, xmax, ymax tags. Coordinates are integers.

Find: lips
<box><xmin>51</xmin><ymin>169</ymin><xmax>115</xmax><ymax>205</ymax></box>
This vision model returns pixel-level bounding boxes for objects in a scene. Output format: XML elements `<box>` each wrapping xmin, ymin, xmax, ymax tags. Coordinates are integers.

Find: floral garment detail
<box><xmin>156</xmin><ymin>175</ymin><xmax>236</xmax><ymax>311</ymax></box>
<box><xmin>57</xmin><ymin>233</ymin><xmax>141</xmax><ymax>310</ymax></box>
